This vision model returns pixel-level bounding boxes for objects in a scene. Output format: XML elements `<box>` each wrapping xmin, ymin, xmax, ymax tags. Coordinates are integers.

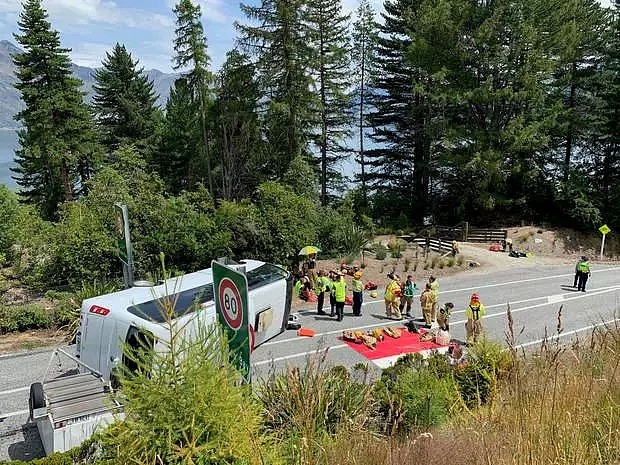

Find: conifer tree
<box><xmin>12</xmin><ymin>0</ymin><xmax>101</xmax><ymax>220</ymax></box>
<box><xmin>157</xmin><ymin>77</ymin><xmax>200</xmax><ymax>194</ymax></box>
<box><xmin>366</xmin><ymin>0</ymin><xmax>431</xmax><ymax>223</ymax></box>
<box><xmin>237</xmin><ymin>0</ymin><xmax>316</xmax><ymax>179</ymax></box>
<box><xmin>172</xmin><ymin>0</ymin><xmax>215</xmax><ymax>197</ymax></box>
<box><xmin>92</xmin><ymin>43</ymin><xmax>160</xmax><ymax>156</ymax></box>
<box><xmin>595</xmin><ymin>0</ymin><xmax>620</xmax><ymax>225</ymax></box>
<box><xmin>214</xmin><ymin>50</ymin><xmax>262</xmax><ymax>201</ymax></box>
<box><xmin>305</xmin><ymin>0</ymin><xmax>352</xmax><ymax>205</ymax></box>
<box><xmin>351</xmin><ymin>0</ymin><xmax>378</xmax><ymax>206</ymax></box>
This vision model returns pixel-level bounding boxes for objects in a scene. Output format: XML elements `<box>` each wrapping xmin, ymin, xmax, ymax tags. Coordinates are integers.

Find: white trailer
<box><xmin>29</xmin><ymin>349</ymin><xmax>123</xmax><ymax>455</ymax></box>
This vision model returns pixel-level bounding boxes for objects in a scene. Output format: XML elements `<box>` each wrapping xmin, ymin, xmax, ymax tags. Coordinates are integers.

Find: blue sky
<box><xmin>0</xmin><ymin>0</ymin><xmax>383</xmax><ymax>72</ymax></box>
<box><xmin>0</xmin><ymin>0</ymin><xmax>614</xmax><ymax>73</ymax></box>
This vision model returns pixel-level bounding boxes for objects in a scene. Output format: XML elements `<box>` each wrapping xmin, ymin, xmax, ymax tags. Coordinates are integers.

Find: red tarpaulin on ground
<box><xmin>341</xmin><ymin>327</ymin><xmax>447</xmax><ymax>360</ymax></box>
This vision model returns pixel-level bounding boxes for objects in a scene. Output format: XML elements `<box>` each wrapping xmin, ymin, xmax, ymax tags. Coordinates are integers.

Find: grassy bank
<box><xmin>2</xmin><ymin>320</ymin><xmax>618</xmax><ymax>465</ymax></box>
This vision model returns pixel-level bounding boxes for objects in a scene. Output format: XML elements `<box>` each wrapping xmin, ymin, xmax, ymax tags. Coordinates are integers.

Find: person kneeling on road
<box><xmin>437</xmin><ymin>302</ymin><xmax>454</xmax><ymax>331</ymax></box>
<box><xmin>465</xmin><ymin>292</ymin><xmax>486</xmax><ymax>345</ymax></box>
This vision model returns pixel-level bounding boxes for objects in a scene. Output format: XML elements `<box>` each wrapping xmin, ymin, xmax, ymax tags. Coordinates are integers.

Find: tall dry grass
<box><xmin>322</xmin><ymin>318</ymin><xmax>620</xmax><ymax>465</ymax></box>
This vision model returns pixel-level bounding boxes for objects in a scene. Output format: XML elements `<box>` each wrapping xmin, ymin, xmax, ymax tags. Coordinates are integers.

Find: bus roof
<box><xmin>81</xmin><ymin>259</ymin><xmax>280</xmax><ymax>325</ymax></box>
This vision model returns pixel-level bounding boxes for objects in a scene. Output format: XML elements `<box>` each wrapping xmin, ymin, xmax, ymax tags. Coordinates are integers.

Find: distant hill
<box><xmin>0</xmin><ymin>40</ymin><xmax>178</xmax><ymax>129</ymax></box>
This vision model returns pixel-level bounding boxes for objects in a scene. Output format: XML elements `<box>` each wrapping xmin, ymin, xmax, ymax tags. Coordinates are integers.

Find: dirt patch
<box><xmin>0</xmin><ymin>329</ymin><xmax>67</xmax><ymax>354</ymax></box>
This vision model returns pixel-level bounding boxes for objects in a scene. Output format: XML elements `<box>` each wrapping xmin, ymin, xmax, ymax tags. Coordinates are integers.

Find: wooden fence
<box><xmin>435</xmin><ymin>223</ymin><xmax>507</xmax><ymax>243</ymax></box>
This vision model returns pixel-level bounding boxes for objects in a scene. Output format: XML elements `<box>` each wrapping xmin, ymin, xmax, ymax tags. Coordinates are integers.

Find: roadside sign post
<box><xmin>212</xmin><ymin>259</ymin><xmax>251</xmax><ymax>384</ymax></box>
<box><xmin>599</xmin><ymin>224</ymin><xmax>611</xmax><ymax>260</ymax></box>
<box><xmin>115</xmin><ymin>203</ymin><xmax>134</xmax><ymax>288</ymax></box>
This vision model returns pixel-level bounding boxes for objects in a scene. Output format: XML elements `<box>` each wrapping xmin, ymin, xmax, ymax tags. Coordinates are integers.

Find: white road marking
<box><xmin>514</xmin><ymin>318</ymin><xmax>620</xmax><ymax>349</ymax></box>
<box><xmin>0</xmin><ymin>386</ymin><xmax>29</xmax><ymax>397</ymax></box>
<box><xmin>547</xmin><ymin>294</ymin><xmax>564</xmax><ymax>304</ymax></box>
<box><xmin>253</xmin><ymin>344</ymin><xmax>349</xmax><ymax>367</ymax></box>
<box><xmin>0</xmin><ymin>409</ymin><xmax>29</xmax><ymax>420</ymax></box>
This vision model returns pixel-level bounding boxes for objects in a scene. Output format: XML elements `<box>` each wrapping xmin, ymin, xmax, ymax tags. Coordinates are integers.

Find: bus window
<box><xmin>121</xmin><ymin>326</ymin><xmax>154</xmax><ymax>376</ymax></box>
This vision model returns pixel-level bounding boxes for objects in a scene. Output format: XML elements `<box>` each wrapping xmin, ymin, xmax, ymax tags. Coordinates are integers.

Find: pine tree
<box><xmin>172</xmin><ymin>0</ymin><xmax>215</xmax><ymax>197</ymax></box>
<box><xmin>544</xmin><ymin>0</ymin><xmax>608</xmax><ymax>182</ymax></box>
<box><xmin>595</xmin><ymin>0</ymin><xmax>620</xmax><ymax>225</ymax></box>
<box><xmin>366</xmin><ymin>0</ymin><xmax>432</xmax><ymax>223</ymax></box>
<box><xmin>237</xmin><ymin>0</ymin><xmax>316</xmax><ymax>179</ymax></box>
<box><xmin>351</xmin><ymin>0</ymin><xmax>378</xmax><ymax>206</ymax></box>
<box><xmin>157</xmin><ymin>77</ymin><xmax>200</xmax><ymax>193</ymax></box>
<box><xmin>12</xmin><ymin>0</ymin><xmax>101</xmax><ymax>220</ymax></box>
<box><xmin>305</xmin><ymin>0</ymin><xmax>352</xmax><ymax>205</ymax></box>
<box><xmin>92</xmin><ymin>43</ymin><xmax>160</xmax><ymax>156</ymax></box>
<box><xmin>214</xmin><ymin>50</ymin><xmax>262</xmax><ymax>201</ymax></box>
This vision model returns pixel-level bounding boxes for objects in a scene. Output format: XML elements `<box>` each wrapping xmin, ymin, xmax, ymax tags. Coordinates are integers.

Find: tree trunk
<box><xmin>320</xmin><ymin>21</ymin><xmax>328</xmax><ymax>206</ymax></box>
<box><xmin>564</xmin><ymin>62</ymin><xmax>577</xmax><ymax>182</ymax></box>
<box><xmin>359</xmin><ymin>37</ymin><xmax>367</xmax><ymax>206</ymax></box>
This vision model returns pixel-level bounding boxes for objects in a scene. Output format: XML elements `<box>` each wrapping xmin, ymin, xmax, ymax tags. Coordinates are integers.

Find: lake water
<box><xmin>0</xmin><ymin>129</ymin><xmax>18</xmax><ymax>189</ymax></box>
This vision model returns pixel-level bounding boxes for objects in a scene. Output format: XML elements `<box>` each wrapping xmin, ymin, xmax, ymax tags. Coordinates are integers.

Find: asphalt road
<box><xmin>1</xmin><ymin>263</ymin><xmax>619</xmax><ymax>461</ymax></box>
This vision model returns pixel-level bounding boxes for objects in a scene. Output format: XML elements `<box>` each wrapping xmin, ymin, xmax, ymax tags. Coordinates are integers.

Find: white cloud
<box><xmin>71</xmin><ymin>39</ymin><xmax>175</xmax><ymax>72</ymax></box>
<box><xmin>341</xmin><ymin>0</ymin><xmax>385</xmax><ymax>16</ymax></box>
<box><xmin>166</xmin><ymin>0</ymin><xmax>228</xmax><ymax>24</ymax></box>
<box><xmin>0</xmin><ymin>0</ymin><xmax>173</xmax><ymax>30</ymax></box>
<box><xmin>70</xmin><ymin>41</ymin><xmax>114</xmax><ymax>68</ymax></box>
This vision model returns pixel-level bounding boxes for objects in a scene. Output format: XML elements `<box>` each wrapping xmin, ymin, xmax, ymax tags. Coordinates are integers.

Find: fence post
<box><xmin>463</xmin><ymin>222</ymin><xmax>469</xmax><ymax>241</ymax></box>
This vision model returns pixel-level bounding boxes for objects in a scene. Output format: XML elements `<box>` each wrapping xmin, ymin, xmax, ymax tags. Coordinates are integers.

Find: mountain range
<box><xmin>0</xmin><ymin>40</ymin><xmax>177</xmax><ymax>129</ymax></box>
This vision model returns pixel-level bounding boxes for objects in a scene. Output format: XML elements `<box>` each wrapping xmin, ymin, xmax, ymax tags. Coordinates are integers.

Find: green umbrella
<box><xmin>299</xmin><ymin>245</ymin><xmax>321</xmax><ymax>256</ymax></box>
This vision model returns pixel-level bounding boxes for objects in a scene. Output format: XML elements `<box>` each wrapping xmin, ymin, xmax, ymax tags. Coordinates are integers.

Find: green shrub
<box><xmin>390</xmin><ymin>249</ymin><xmax>402</xmax><ymax>258</ymax></box>
<box><xmin>395</xmin><ymin>368</ymin><xmax>457</xmax><ymax>431</ymax></box>
<box><xmin>453</xmin><ymin>340</ymin><xmax>512</xmax><ymax>407</ymax></box>
<box><xmin>256</xmin><ymin>181</ymin><xmax>318</xmax><ymax>265</ymax></box>
<box><xmin>257</xmin><ymin>356</ymin><xmax>372</xmax><ymax>462</ymax></box>
<box><xmin>0</xmin><ymin>186</ymin><xmax>19</xmax><ymax>257</ymax></box>
<box><xmin>100</xmin><ymin>316</ymin><xmax>278</xmax><ymax>464</ymax></box>
<box><xmin>0</xmin><ymin>304</ymin><xmax>51</xmax><ymax>334</ymax></box>
<box><xmin>375</xmin><ymin>244</ymin><xmax>387</xmax><ymax>260</ymax></box>
<box><xmin>215</xmin><ymin>200</ymin><xmax>268</xmax><ymax>260</ymax></box>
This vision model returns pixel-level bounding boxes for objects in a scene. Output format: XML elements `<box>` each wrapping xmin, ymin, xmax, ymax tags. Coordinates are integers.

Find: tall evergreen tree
<box><xmin>157</xmin><ymin>77</ymin><xmax>200</xmax><ymax>194</ymax></box>
<box><xmin>351</xmin><ymin>0</ymin><xmax>378</xmax><ymax>206</ymax></box>
<box><xmin>92</xmin><ymin>43</ymin><xmax>160</xmax><ymax>156</ymax></box>
<box><xmin>12</xmin><ymin>0</ymin><xmax>101</xmax><ymax>220</ymax></box>
<box><xmin>237</xmin><ymin>0</ymin><xmax>316</xmax><ymax>179</ymax></box>
<box><xmin>305</xmin><ymin>0</ymin><xmax>352</xmax><ymax>205</ymax></box>
<box><xmin>213</xmin><ymin>50</ymin><xmax>262</xmax><ymax>200</ymax></box>
<box><xmin>432</xmin><ymin>0</ymin><xmax>556</xmax><ymax>223</ymax></box>
<box><xmin>594</xmin><ymin>0</ymin><xmax>620</xmax><ymax>226</ymax></box>
<box><xmin>366</xmin><ymin>0</ymin><xmax>433</xmax><ymax>223</ymax></box>
<box><xmin>172</xmin><ymin>0</ymin><xmax>215</xmax><ymax>197</ymax></box>
<box><xmin>544</xmin><ymin>0</ymin><xmax>608</xmax><ymax>182</ymax></box>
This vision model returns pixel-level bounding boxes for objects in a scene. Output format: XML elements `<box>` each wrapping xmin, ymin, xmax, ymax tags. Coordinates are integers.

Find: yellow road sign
<box><xmin>599</xmin><ymin>224</ymin><xmax>611</xmax><ymax>235</ymax></box>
